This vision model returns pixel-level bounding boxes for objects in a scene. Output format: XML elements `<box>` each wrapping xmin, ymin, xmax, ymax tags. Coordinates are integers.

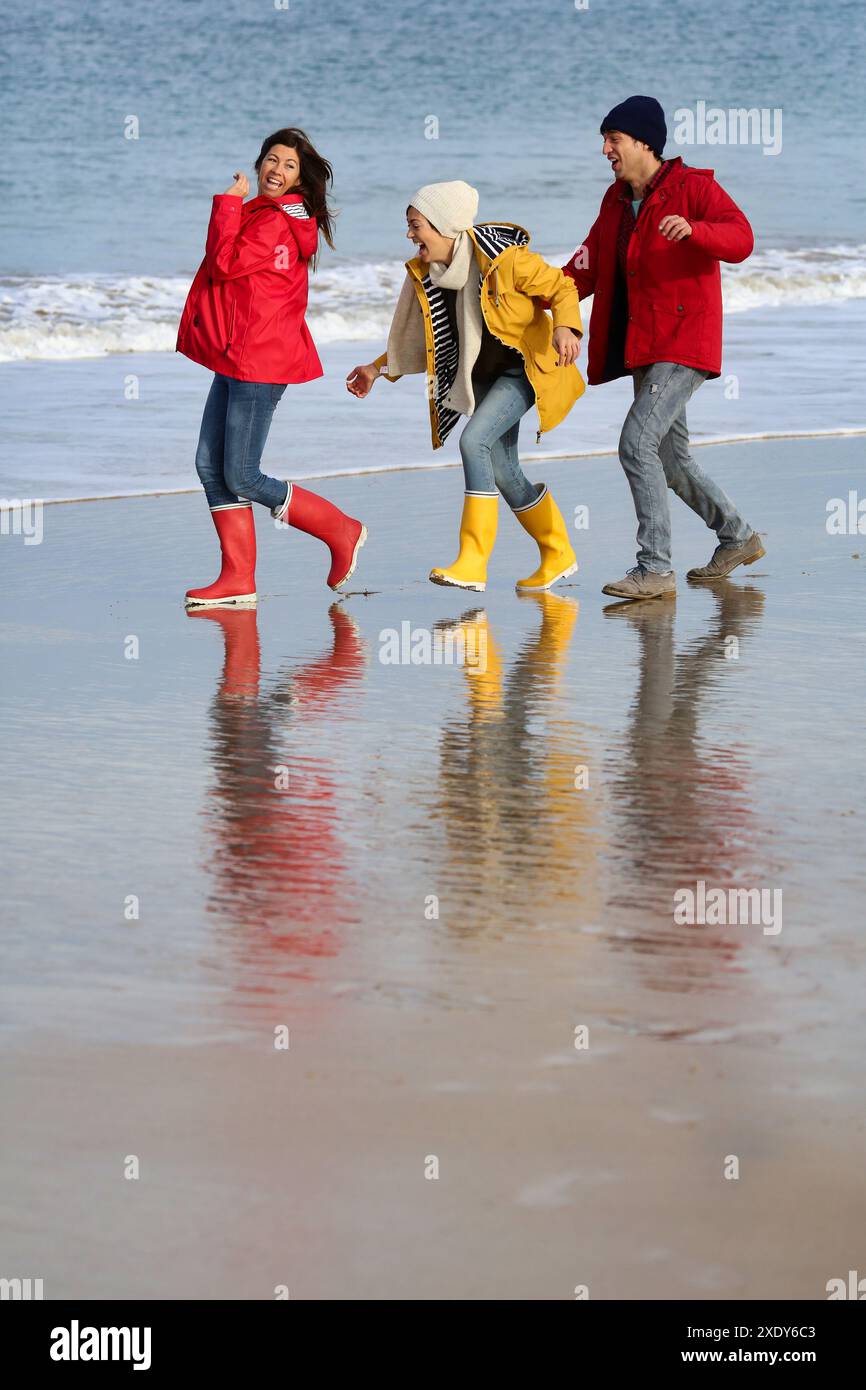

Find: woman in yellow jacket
<box><xmin>347</xmin><ymin>181</ymin><xmax>585</xmax><ymax>592</ymax></box>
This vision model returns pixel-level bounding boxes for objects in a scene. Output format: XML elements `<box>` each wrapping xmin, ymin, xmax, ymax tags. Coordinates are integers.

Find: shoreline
<box><xmin>6</xmin><ymin>304</ymin><xmax>866</xmax><ymax>502</ymax></box>
<box><xmin>14</xmin><ymin>426</ymin><xmax>866</xmax><ymax>507</ymax></box>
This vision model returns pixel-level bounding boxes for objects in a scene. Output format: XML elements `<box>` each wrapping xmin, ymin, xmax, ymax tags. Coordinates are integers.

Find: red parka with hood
<box><xmin>177</xmin><ymin>191</ymin><xmax>322</xmax><ymax>385</ymax></box>
<box><xmin>562</xmin><ymin>157</ymin><xmax>753</xmax><ymax>385</ymax></box>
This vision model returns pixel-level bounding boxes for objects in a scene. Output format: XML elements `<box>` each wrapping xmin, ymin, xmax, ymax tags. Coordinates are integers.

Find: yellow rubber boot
<box><xmin>513</xmin><ymin>484</ymin><xmax>578</xmax><ymax>592</ymax></box>
<box><xmin>430</xmin><ymin>494</ymin><xmax>498</xmax><ymax>592</ymax></box>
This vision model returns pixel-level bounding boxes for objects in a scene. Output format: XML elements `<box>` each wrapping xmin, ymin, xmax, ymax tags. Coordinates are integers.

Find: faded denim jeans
<box><xmin>618</xmin><ymin>362</ymin><xmax>752</xmax><ymax>572</ymax></box>
<box><xmin>195</xmin><ymin>373</ymin><xmax>290</xmax><ymax>511</ymax></box>
<box><xmin>458</xmin><ymin>365</ymin><xmax>539</xmax><ymax>511</ymax></box>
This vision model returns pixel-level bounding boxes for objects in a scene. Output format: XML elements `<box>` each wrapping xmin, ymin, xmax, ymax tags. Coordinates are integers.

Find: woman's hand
<box><xmin>222</xmin><ymin>172</ymin><xmax>249</xmax><ymax>198</ymax></box>
<box><xmin>553</xmin><ymin>326</ymin><xmax>581</xmax><ymax>366</ymax></box>
<box><xmin>346</xmin><ymin>363</ymin><xmax>380</xmax><ymax>397</ymax></box>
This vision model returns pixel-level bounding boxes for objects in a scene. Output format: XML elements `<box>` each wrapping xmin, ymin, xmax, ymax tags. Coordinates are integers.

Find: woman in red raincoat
<box><xmin>177</xmin><ymin>127</ymin><xmax>366</xmax><ymax>607</ymax></box>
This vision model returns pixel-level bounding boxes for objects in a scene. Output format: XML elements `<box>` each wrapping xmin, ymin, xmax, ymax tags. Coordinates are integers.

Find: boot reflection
<box><xmin>434</xmin><ymin>597</ymin><xmax>598</xmax><ymax>931</ymax></box>
<box><xmin>186</xmin><ymin>604</ymin><xmax>261</xmax><ymax>702</ymax></box>
<box><xmin>273</xmin><ymin>602</ymin><xmax>367</xmax><ymax>714</ymax></box>
<box><xmin>678</xmin><ymin>581</ymin><xmax>766</xmax><ymax>706</ymax></box>
<box><xmin>515</xmin><ymin>591</ymin><xmax>580</xmax><ymax>694</ymax></box>
<box><xmin>603</xmin><ymin>583</ymin><xmax>768</xmax><ymax>988</ymax></box>
<box><xmin>187</xmin><ymin>605</ymin><xmax>366</xmax><ymax>992</ymax></box>
<box><xmin>434</xmin><ymin>608</ymin><xmax>503</xmax><ymax>719</ymax></box>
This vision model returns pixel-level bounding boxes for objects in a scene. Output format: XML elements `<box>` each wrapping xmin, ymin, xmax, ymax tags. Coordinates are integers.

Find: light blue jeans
<box><xmin>619</xmin><ymin>362</ymin><xmax>752</xmax><ymax>572</ymax></box>
<box><xmin>195</xmin><ymin>373</ymin><xmax>290</xmax><ymax>511</ymax></box>
<box><xmin>458</xmin><ymin>365</ymin><xmax>539</xmax><ymax>510</ymax></box>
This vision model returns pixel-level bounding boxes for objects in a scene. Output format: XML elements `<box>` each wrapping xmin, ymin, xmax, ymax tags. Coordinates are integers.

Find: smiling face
<box><xmin>602</xmin><ymin>129</ymin><xmax>656</xmax><ymax>186</ymax></box>
<box><xmin>257</xmin><ymin>144</ymin><xmax>301</xmax><ymax>198</ymax></box>
<box><xmin>406</xmin><ymin>208</ymin><xmax>454</xmax><ymax>265</ymax></box>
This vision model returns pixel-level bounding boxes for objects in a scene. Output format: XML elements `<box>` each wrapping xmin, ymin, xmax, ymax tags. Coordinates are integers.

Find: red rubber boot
<box><xmin>274</xmin><ymin>484</ymin><xmax>367</xmax><ymax>590</ymax></box>
<box><xmin>185</xmin><ymin>504</ymin><xmax>257</xmax><ymax>608</ymax></box>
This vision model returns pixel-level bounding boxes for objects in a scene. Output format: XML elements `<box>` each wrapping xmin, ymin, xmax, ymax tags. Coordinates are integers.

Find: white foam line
<box><xmin>33</xmin><ymin>427</ymin><xmax>866</xmax><ymax>506</ymax></box>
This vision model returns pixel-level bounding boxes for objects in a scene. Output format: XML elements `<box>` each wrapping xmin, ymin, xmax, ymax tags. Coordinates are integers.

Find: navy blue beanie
<box><xmin>600</xmin><ymin>95</ymin><xmax>667</xmax><ymax>154</ymax></box>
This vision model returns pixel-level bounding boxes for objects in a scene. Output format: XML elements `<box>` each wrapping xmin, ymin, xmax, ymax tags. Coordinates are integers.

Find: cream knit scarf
<box><xmin>385</xmin><ymin>231</ymin><xmax>484</xmax><ymax>417</ymax></box>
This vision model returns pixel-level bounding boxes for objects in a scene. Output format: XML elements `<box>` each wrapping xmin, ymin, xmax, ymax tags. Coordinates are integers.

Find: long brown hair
<box><xmin>255</xmin><ymin>127</ymin><xmax>335</xmax><ymax>265</ymax></box>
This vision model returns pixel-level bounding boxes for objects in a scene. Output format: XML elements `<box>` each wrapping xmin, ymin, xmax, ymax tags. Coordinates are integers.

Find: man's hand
<box><xmin>658</xmin><ymin>214</ymin><xmax>692</xmax><ymax>241</ymax></box>
<box><xmin>552</xmin><ymin>326</ymin><xmax>581</xmax><ymax>366</ymax></box>
<box><xmin>222</xmin><ymin>172</ymin><xmax>249</xmax><ymax>198</ymax></box>
<box><xmin>346</xmin><ymin>362</ymin><xmax>381</xmax><ymax>397</ymax></box>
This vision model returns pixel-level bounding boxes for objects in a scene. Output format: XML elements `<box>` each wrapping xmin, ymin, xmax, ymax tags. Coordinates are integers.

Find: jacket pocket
<box><xmin>651</xmin><ymin>302</ymin><xmax>706</xmax><ymax>358</ymax></box>
<box><xmin>533</xmin><ymin>347</ymin><xmax>561</xmax><ymax>374</ymax></box>
<box><xmin>528</xmin><ymin>322</ymin><xmax>564</xmax><ymax>373</ymax></box>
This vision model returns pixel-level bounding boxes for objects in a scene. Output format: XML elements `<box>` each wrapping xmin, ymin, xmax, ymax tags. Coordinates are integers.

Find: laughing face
<box><xmin>406</xmin><ymin>208</ymin><xmax>454</xmax><ymax>265</ymax></box>
<box><xmin>601</xmin><ymin>130</ymin><xmax>646</xmax><ymax>184</ymax></box>
<box><xmin>257</xmin><ymin>144</ymin><xmax>301</xmax><ymax>198</ymax></box>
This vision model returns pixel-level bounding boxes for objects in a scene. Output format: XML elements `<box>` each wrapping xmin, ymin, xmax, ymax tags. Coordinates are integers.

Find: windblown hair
<box><xmin>255</xmin><ymin>127</ymin><xmax>336</xmax><ymax>264</ymax></box>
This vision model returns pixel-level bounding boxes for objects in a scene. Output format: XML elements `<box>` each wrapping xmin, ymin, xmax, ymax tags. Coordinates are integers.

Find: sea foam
<box><xmin>1</xmin><ymin>244</ymin><xmax>864</xmax><ymax>364</ymax></box>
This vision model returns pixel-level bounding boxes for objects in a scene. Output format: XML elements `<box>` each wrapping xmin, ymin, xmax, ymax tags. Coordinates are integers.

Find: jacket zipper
<box><xmin>225</xmin><ymin>304</ymin><xmax>235</xmax><ymax>354</ymax></box>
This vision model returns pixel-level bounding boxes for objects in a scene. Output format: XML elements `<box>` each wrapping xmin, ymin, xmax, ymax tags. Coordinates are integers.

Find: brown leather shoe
<box><xmin>601</xmin><ymin>567</ymin><xmax>676</xmax><ymax>601</ymax></box>
<box><xmin>687</xmin><ymin>532</ymin><xmax>765</xmax><ymax>581</ymax></box>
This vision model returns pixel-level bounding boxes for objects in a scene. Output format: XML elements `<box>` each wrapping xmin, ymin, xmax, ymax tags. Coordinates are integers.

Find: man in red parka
<box><xmin>563</xmin><ymin>96</ymin><xmax>765</xmax><ymax>600</ymax></box>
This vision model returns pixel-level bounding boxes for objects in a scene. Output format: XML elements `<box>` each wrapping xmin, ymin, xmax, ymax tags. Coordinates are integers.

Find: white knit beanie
<box><xmin>408</xmin><ymin>180</ymin><xmax>479</xmax><ymax>237</ymax></box>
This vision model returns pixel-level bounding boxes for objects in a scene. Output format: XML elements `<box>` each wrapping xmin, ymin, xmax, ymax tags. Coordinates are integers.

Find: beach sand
<box><xmin>2</xmin><ymin>436</ymin><xmax>865</xmax><ymax>1299</ymax></box>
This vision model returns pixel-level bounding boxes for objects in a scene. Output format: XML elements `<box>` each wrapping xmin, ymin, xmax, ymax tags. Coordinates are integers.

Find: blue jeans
<box><xmin>458</xmin><ymin>366</ymin><xmax>539</xmax><ymax>510</ymax></box>
<box><xmin>619</xmin><ymin>362</ymin><xmax>752</xmax><ymax>572</ymax></box>
<box><xmin>194</xmin><ymin>373</ymin><xmax>290</xmax><ymax>511</ymax></box>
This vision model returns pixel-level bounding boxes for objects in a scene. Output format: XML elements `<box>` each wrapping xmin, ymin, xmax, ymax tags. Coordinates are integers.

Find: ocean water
<box><xmin>1</xmin><ymin>0</ymin><xmax>865</xmax><ymax>496</ymax></box>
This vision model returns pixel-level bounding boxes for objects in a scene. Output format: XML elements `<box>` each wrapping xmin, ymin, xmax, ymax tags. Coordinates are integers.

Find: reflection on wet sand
<box><xmin>431</xmin><ymin>593</ymin><xmax>601</xmax><ymax>932</ymax></box>
<box><xmin>602</xmin><ymin>582</ymin><xmax>769</xmax><ymax>990</ymax></box>
<box><xmin>189</xmin><ymin>604</ymin><xmax>366</xmax><ymax>987</ymax></box>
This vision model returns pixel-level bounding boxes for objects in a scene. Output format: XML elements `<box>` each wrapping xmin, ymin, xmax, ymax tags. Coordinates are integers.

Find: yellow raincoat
<box><xmin>374</xmin><ymin>222</ymin><xmax>585</xmax><ymax>448</ymax></box>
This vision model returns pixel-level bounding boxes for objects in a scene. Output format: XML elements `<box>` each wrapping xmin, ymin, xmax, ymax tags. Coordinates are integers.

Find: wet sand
<box><xmin>2</xmin><ymin>437</ymin><xmax>865</xmax><ymax>1299</ymax></box>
